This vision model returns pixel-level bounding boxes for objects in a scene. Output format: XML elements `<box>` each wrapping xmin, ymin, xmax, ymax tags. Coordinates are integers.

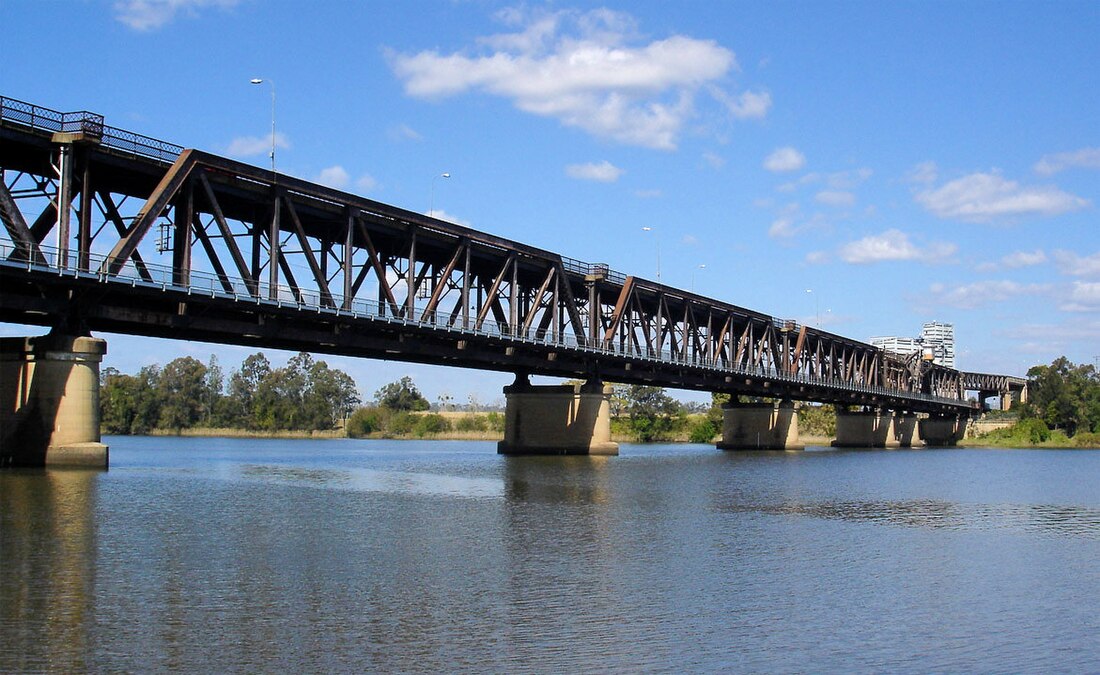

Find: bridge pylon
<box><xmin>716</xmin><ymin>399</ymin><xmax>802</xmax><ymax>451</ymax></box>
<box><xmin>497</xmin><ymin>374</ymin><xmax>618</xmax><ymax>456</ymax></box>
<box><xmin>0</xmin><ymin>331</ymin><xmax>108</xmax><ymax>468</ymax></box>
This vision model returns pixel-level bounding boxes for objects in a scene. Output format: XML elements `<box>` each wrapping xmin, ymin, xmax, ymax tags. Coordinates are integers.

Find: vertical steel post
<box><xmin>55</xmin><ymin>143</ymin><xmax>73</xmax><ymax>269</ymax></box>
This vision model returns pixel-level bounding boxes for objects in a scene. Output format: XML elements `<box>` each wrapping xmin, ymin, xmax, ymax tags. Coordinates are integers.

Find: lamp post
<box><xmin>430</xmin><ymin>172</ymin><xmax>450</xmax><ymax>218</ymax></box>
<box><xmin>642</xmin><ymin>226</ymin><xmax>661</xmax><ymax>283</ymax></box>
<box><xmin>691</xmin><ymin>264</ymin><xmax>706</xmax><ymax>293</ymax></box>
<box><xmin>249</xmin><ymin>78</ymin><xmax>276</xmax><ymax>174</ymax></box>
<box><xmin>805</xmin><ymin>288</ymin><xmax>819</xmax><ymax>326</ymax></box>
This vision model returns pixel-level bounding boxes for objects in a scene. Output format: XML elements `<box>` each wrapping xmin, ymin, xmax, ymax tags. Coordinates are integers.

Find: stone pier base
<box><xmin>919</xmin><ymin>415</ymin><xmax>968</xmax><ymax>447</ymax></box>
<box><xmin>0</xmin><ymin>333</ymin><xmax>108</xmax><ymax>468</ymax></box>
<box><xmin>833</xmin><ymin>409</ymin><xmax>899</xmax><ymax>448</ymax></box>
<box><xmin>717</xmin><ymin>400</ymin><xmax>802</xmax><ymax>451</ymax></box>
<box><xmin>497</xmin><ymin>375</ymin><xmax>618</xmax><ymax>456</ymax></box>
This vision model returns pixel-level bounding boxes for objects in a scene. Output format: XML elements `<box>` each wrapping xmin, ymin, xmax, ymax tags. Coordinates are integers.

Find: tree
<box><xmin>626</xmin><ymin>385</ymin><xmax>684</xmax><ymax>442</ymax></box>
<box><xmin>376</xmin><ymin>376</ymin><xmax>430</xmax><ymax>412</ymax></box>
<box><xmin>157</xmin><ymin>356</ymin><xmax>208</xmax><ymax>430</ymax></box>
<box><xmin>304</xmin><ymin>358</ymin><xmax>360</xmax><ymax>428</ymax></box>
<box><xmin>227</xmin><ymin>353</ymin><xmax>271</xmax><ymax>428</ymax></box>
<box><xmin>1023</xmin><ymin>357</ymin><xmax>1100</xmax><ymax>436</ymax></box>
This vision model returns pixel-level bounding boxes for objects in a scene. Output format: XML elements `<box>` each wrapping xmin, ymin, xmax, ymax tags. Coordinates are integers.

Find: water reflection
<box><xmin>0</xmin><ymin>470</ymin><xmax>98</xmax><ymax>673</ymax></box>
<box><xmin>237</xmin><ymin>463</ymin><xmax>504</xmax><ymax>499</ymax></box>
<box><xmin>715</xmin><ymin>497</ymin><xmax>1100</xmax><ymax>537</ymax></box>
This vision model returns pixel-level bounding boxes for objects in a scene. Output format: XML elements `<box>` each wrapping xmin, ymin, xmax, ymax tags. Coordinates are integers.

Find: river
<box><xmin>2</xmin><ymin>437</ymin><xmax>1098</xmax><ymax>673</ymax></box>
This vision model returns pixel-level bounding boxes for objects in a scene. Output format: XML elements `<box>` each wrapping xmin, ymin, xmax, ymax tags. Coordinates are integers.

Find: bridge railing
<box><xmin>1</xmin><ymin>240</ymin><xmax>971</xmax><ymax>409</ymax></box>
<box><xmin>1</xmin><ymin>95</ymin><xmax>183</xmax><ymax>164</ymax></box>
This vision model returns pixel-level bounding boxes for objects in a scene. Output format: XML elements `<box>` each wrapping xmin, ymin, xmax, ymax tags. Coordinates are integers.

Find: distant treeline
<box><xmin>974</xmin><ymin>357</ymin><xmax>1100</xmax><ymax>447</ymax></box>
<box><xmin>100</xmin><ymin>352</ymin><xmax>360</xmax><ymax>435</ymax></box>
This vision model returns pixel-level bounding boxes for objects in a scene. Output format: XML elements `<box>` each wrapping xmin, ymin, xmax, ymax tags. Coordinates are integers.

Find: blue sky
<box><xmin>2</xmin><ymin>0</ymin><xmax>1098</xmax><ymax>405</ymax></box>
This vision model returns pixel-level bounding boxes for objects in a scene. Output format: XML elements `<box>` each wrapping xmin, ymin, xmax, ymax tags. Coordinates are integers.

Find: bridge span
<box><xmin>0</xmin><ymin>96</ymin><xmax>1025</xmax><ymax>466</ymax></box>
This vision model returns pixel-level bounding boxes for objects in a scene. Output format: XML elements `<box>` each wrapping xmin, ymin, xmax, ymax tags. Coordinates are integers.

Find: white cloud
<box><xmin>925</xmin><ymin>280</ymin><xmax>1051</xmax><ymax>309</ymax></box>
<box><xmin>565</xmin><ymin>160</ymin><xmax>624</xmax><ymax>182</ymax></box>
<box><xmin>702</xmin><ymin>151</ymin><xmax>725</xmax><ymax>169</ymax></box>
<box><xmin>915</xmin><ymin>171</ymin><xmax>1089</xmax><ymax>222</ymax></box>
<box><xmin>1060</xmin><ymin>281</ymin><xmax>1100</xmax><ymax>312</ymax></box>
<box><xmin>1034</xmin><ymin>147</ymin><xmax>1100</xmax><ymax>175</ymax></box>
<box><xmin>114</xmin><ymin>0</ymin><xmax>239</xmax><ymax>31</ymax></box>
<box><xmin>838</xmin><ymin>229</ymin><xmax>956</xmax><ymax>264</ymax></box>
<box><xmin>805</xmin><ymin>250</ymin><xmax>830</xmax><ymax>265</ymax></box>
<box><xmin>905</xmin><ymin>161</ymin><xmax>938</xmax><ymax>185</ymax></box>
<box><xmin>356</xmin><ymin>174</ymin><xmax>379</xmax><ymax>193</ymax></box>
<box><xmin>388</xmin><ymin>8</ymin><xmax>750</xmax><ymax>150</ymax></box>
<box><xmin>226</xmin><ymin>132</ymin><xmax>290</xmax><ymax>158</ymax></box>
<box><xmin>316</xmin><ymin>165</ymin><xmax>350</xmax><ymax>189</ymax></box>
<box><xmin>426</xmin><ymin>210</ymin><xmax>471</xmax><ymax>227</ymax></box>
<box><xmin>815</xmin><ymin>190</ymin><xmax>855</xmax><ymax>207</ymax></box>
<box><xmin>635</xmin><ymin>188</ymin><xmax>662</xmax><ymax>198</ymax></box>
<box><xmin>1052</xmin><ymin>250</ymin><xmax>1100</xmax><ymax>278</ymax></box>
<box><xmin>710</xmin><ymin>87</ymin><xmax>772</xmax><ymax>120</ymax></box>
<box><xmin>1001</xmin><ymin>249</ymin><xmax>1047</xmax><ymax>268</ymax></box>
<box><xmin>763</xmin><ymin>146</ymin><xmax>805</xmax><ymax>173</ymax></box>
<box><xmin>388</xmin><ymin>124</ymin><xmax>423</xmax><ymax>142</ymax></box>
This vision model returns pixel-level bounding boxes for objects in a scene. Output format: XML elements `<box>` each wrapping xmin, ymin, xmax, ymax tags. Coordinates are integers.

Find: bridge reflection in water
<box><xmin>0</xmin><ymin>95</ymin><xmax>1025</xmax><ymax>466</ymax></box>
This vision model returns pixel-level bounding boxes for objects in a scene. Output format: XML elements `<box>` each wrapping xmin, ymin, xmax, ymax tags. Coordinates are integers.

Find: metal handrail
<box><xmin>0</xmin><ymin>240</ymin><xmax>972</xmax><ymax>409</ymax></box>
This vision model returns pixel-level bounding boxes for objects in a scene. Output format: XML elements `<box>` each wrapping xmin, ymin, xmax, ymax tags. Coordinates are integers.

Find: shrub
<box><xmin>346</xmin><ymin>406</ymin><xmax>386</xmax><ymax>438</ymax></box>
<box><xmin>1073</xmin><ymin>432</ymin><xmax>1100</xmax><ymax>448</ymax></box>
<box><xmin>454</xmin><ymin>415</ymin><xmax>488</xmax><ymax>432</ymax></box>
<box><xmin>412</xmin><ymin>414</ymin><xmax>451</xmax><ymax>437</ymax></box>
<box><xmin>485</xmin><ymin>412</ymin><xmax>505</xmax><ymax>432</ymax></box>
<box><xmin>689</xmin><ymin>418</ymin><xmax>719</xmax><ymax>444</ymax></box>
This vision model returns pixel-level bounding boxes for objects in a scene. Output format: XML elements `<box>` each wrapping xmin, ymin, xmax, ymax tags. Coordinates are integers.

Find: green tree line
<box><xmin>101</xmin><ymin>352</ymin><xmax>360</xmax><ymax>434</ymax></box>
<box><xmin>980</xmin><ymin>356</ymin><xmax>1100</xmax><ymax>447</ymax></box>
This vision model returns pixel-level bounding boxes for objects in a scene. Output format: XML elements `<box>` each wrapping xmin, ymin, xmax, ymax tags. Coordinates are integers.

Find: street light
<box><xmin>430</xmin><ymin>172</ymin><xmax>450</xmax><ymax>218</ymax></box>
<box><xmin>691</xmin><ymin>264</ymin><xmax>706</xmax><ymax>293</ymax></box>
<box><xmin>250</xmin><ymin>78</ymin><xmax>276</xmax><ymax>174</ymax></box>
<box><xmin>642</xmin><ymin>226</ymin><xmax>661</xmax><ymax>283</ymax></box>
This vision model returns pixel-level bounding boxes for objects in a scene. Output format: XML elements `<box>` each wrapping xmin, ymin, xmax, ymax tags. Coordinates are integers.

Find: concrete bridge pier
<box><xmin>833</xmin><ymin>407</ymin><xmax>899</xmax><ymax>448</ymax></box>
<box><xmin>716</xmin><ymin>399</ymin><xmax>802</xmax><ymax>451</ymax></box>
<box><xmin>919</xmin><ymin>414</ymin><xmax>968</xmax><ymax>447</ymax></box>
<box><xmin>497</xmin><ymin>374</ymin><xmax>618</xmax><ymax>456</ymax></box>
<box><xmin>893</xmin><ymin>413</ymin><xmax>921</xmax><ymax>448</ymax></box>
<box><xmin>0</xmin><ymin>332</ymin><xmax>108</xmax><ymax>468</ymax></box>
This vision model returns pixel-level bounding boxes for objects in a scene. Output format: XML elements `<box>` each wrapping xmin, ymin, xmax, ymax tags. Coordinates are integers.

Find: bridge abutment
<box><xmin>716</xmin><ymin>400</ymin><xmax>802</xmax><ymax>451</ymax></box>
<box><xmin>918</xmin><ymin>415</ymin><xmax>968</xmax><ymax>447</ymax></box>
<box><xmin>497</xmin><ymin>374</ymin><xmax>618</xmax><ymax>456</ymax></box>
<box><xmin>0</xmin><ymin>332</ymin><xmax>108</xmax><ymax>468</ymax></box>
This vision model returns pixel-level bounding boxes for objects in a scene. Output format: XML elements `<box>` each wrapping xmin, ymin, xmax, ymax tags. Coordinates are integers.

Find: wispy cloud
<box><xmin>838</xmin><ymin>229</ymin><xmax>956</xmax><ymax>265</ymax></box>
<box><xmin>1060</xmin><ymin>281</ymin><xmax>1100</xmax><ymax>312</ymax></box>
<box><xmin>388</xmin><ymin>124</ymin><xmax>423</xmax><ymax>142</ymax></box>
<box><xmin>915</xmin><ymin>171</ymin><xmax>1088</xmax><ymax>222</ymax></box>
<box><xmin>814</xmin><ymin>190</ymin><xmax>855</xmax><ymax>207</ymax></box>
<box><xmin>925</xmin><ymin>280</ymin><xmax>1051</xmax><ymax>309</ymax></box>
<box><xmin>315</xmin><ymin>166</ymin><xmax>350</xmax><ymax>189</ymax></box>
<box><xmin>1034</xmin><ymin>147</ymin><xmax>1100</xmax><ymax>176</ymax></box>
<box><xmin>709</xmin><ymin>87</ymin><xmax>772</xmax><ymax>120</ymax></box>
<box><xmin>565</xmin><ymin>160</ymin><xmax>624</xmax><ymax>182</ymax></box>
<box><xmin>1005</xmin><ymin>249</ymin><xmax>1048</xmax><ymax>268</ymax></box>
<box><xmin>1052</xmin><ymin>250</ymin><xmax>1100</xmax><ymax>278</ymax></box>
<box><xmin>226</xmin><ymin>132</ymin><xmax>290</xmax><ymax>158</ymax></box>
<box><xmin>114</xmin><ymin>0</ymin><xmax>239</xmax><ymax>31</ymax></box>
<box><xmin>388</xmin><ymin>8</ymin><xmax>756</xmax><ymax>150</ymax></box>
<box><xmin>763</xmin><ymin>146</ymin><xmax>805</xmax><ymax>173</ymax></box>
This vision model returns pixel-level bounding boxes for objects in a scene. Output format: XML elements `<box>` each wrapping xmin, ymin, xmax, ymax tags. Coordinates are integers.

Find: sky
<box><xmin>2</xmin><ymin>0</ymin><xmax>1098</xmax><ymax>406</ymax></box>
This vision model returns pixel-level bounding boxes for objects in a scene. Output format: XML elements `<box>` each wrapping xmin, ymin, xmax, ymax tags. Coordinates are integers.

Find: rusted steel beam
<box><xmin>198</xmin><ymin>172</ymin><xmax>258</xmax><ymax>296</ymax></box>
<box><xmin>0</xmin><ymin>179</ymin><xmax>47</xmax><ymax>264</ymax></box>
<box><xmin>97</xmin><ymin>190</ymin><xmax>154</xmax><ymax>283</ymax></box>
<box><xmin>101</xmin><ymin>148</ymin><xmax>197</xmax><ymax>275</ymax></box>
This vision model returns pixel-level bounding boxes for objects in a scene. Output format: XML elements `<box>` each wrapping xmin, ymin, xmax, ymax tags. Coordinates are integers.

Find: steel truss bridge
<box><xmin>0</xmin><ymin>96</ymin><xmax>1020</xmax><ymax>414</ymax></box>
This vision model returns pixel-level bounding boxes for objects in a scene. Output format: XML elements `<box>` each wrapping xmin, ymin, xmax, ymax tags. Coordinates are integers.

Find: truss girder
<box><xmin>0</xmin><ymin>111</ymin><xmax>988</xmax><ymax>411</ymax></box>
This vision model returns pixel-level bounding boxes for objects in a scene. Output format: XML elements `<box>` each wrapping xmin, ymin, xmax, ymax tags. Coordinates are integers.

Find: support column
<box><xmin>497</xmin><ymin>374</ymin><xmax>618</xmax><ymax>456</ymax></box>
<box><xmin>0</xmin><ymin>333</ymin><xmax>108</xmax><ymax>468</ymax></box>
<box><xmin>717</xmin><ymin>399</ymin><xmax>802</xmax><ymax>451</ymax></box>
<box><xmin>893</xmin><ymin>412</ymin><xmax>921</xmax><ymax>448</ymax></box>
<box><xmin>919</xmin><ymin>414</ymin><xmax>968</xmax><ymax>447</ymax></box>
<box><xmin>833</xmin><ymin>407</ymin><xmax>898</xmax><ymax>448</ymax></box>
